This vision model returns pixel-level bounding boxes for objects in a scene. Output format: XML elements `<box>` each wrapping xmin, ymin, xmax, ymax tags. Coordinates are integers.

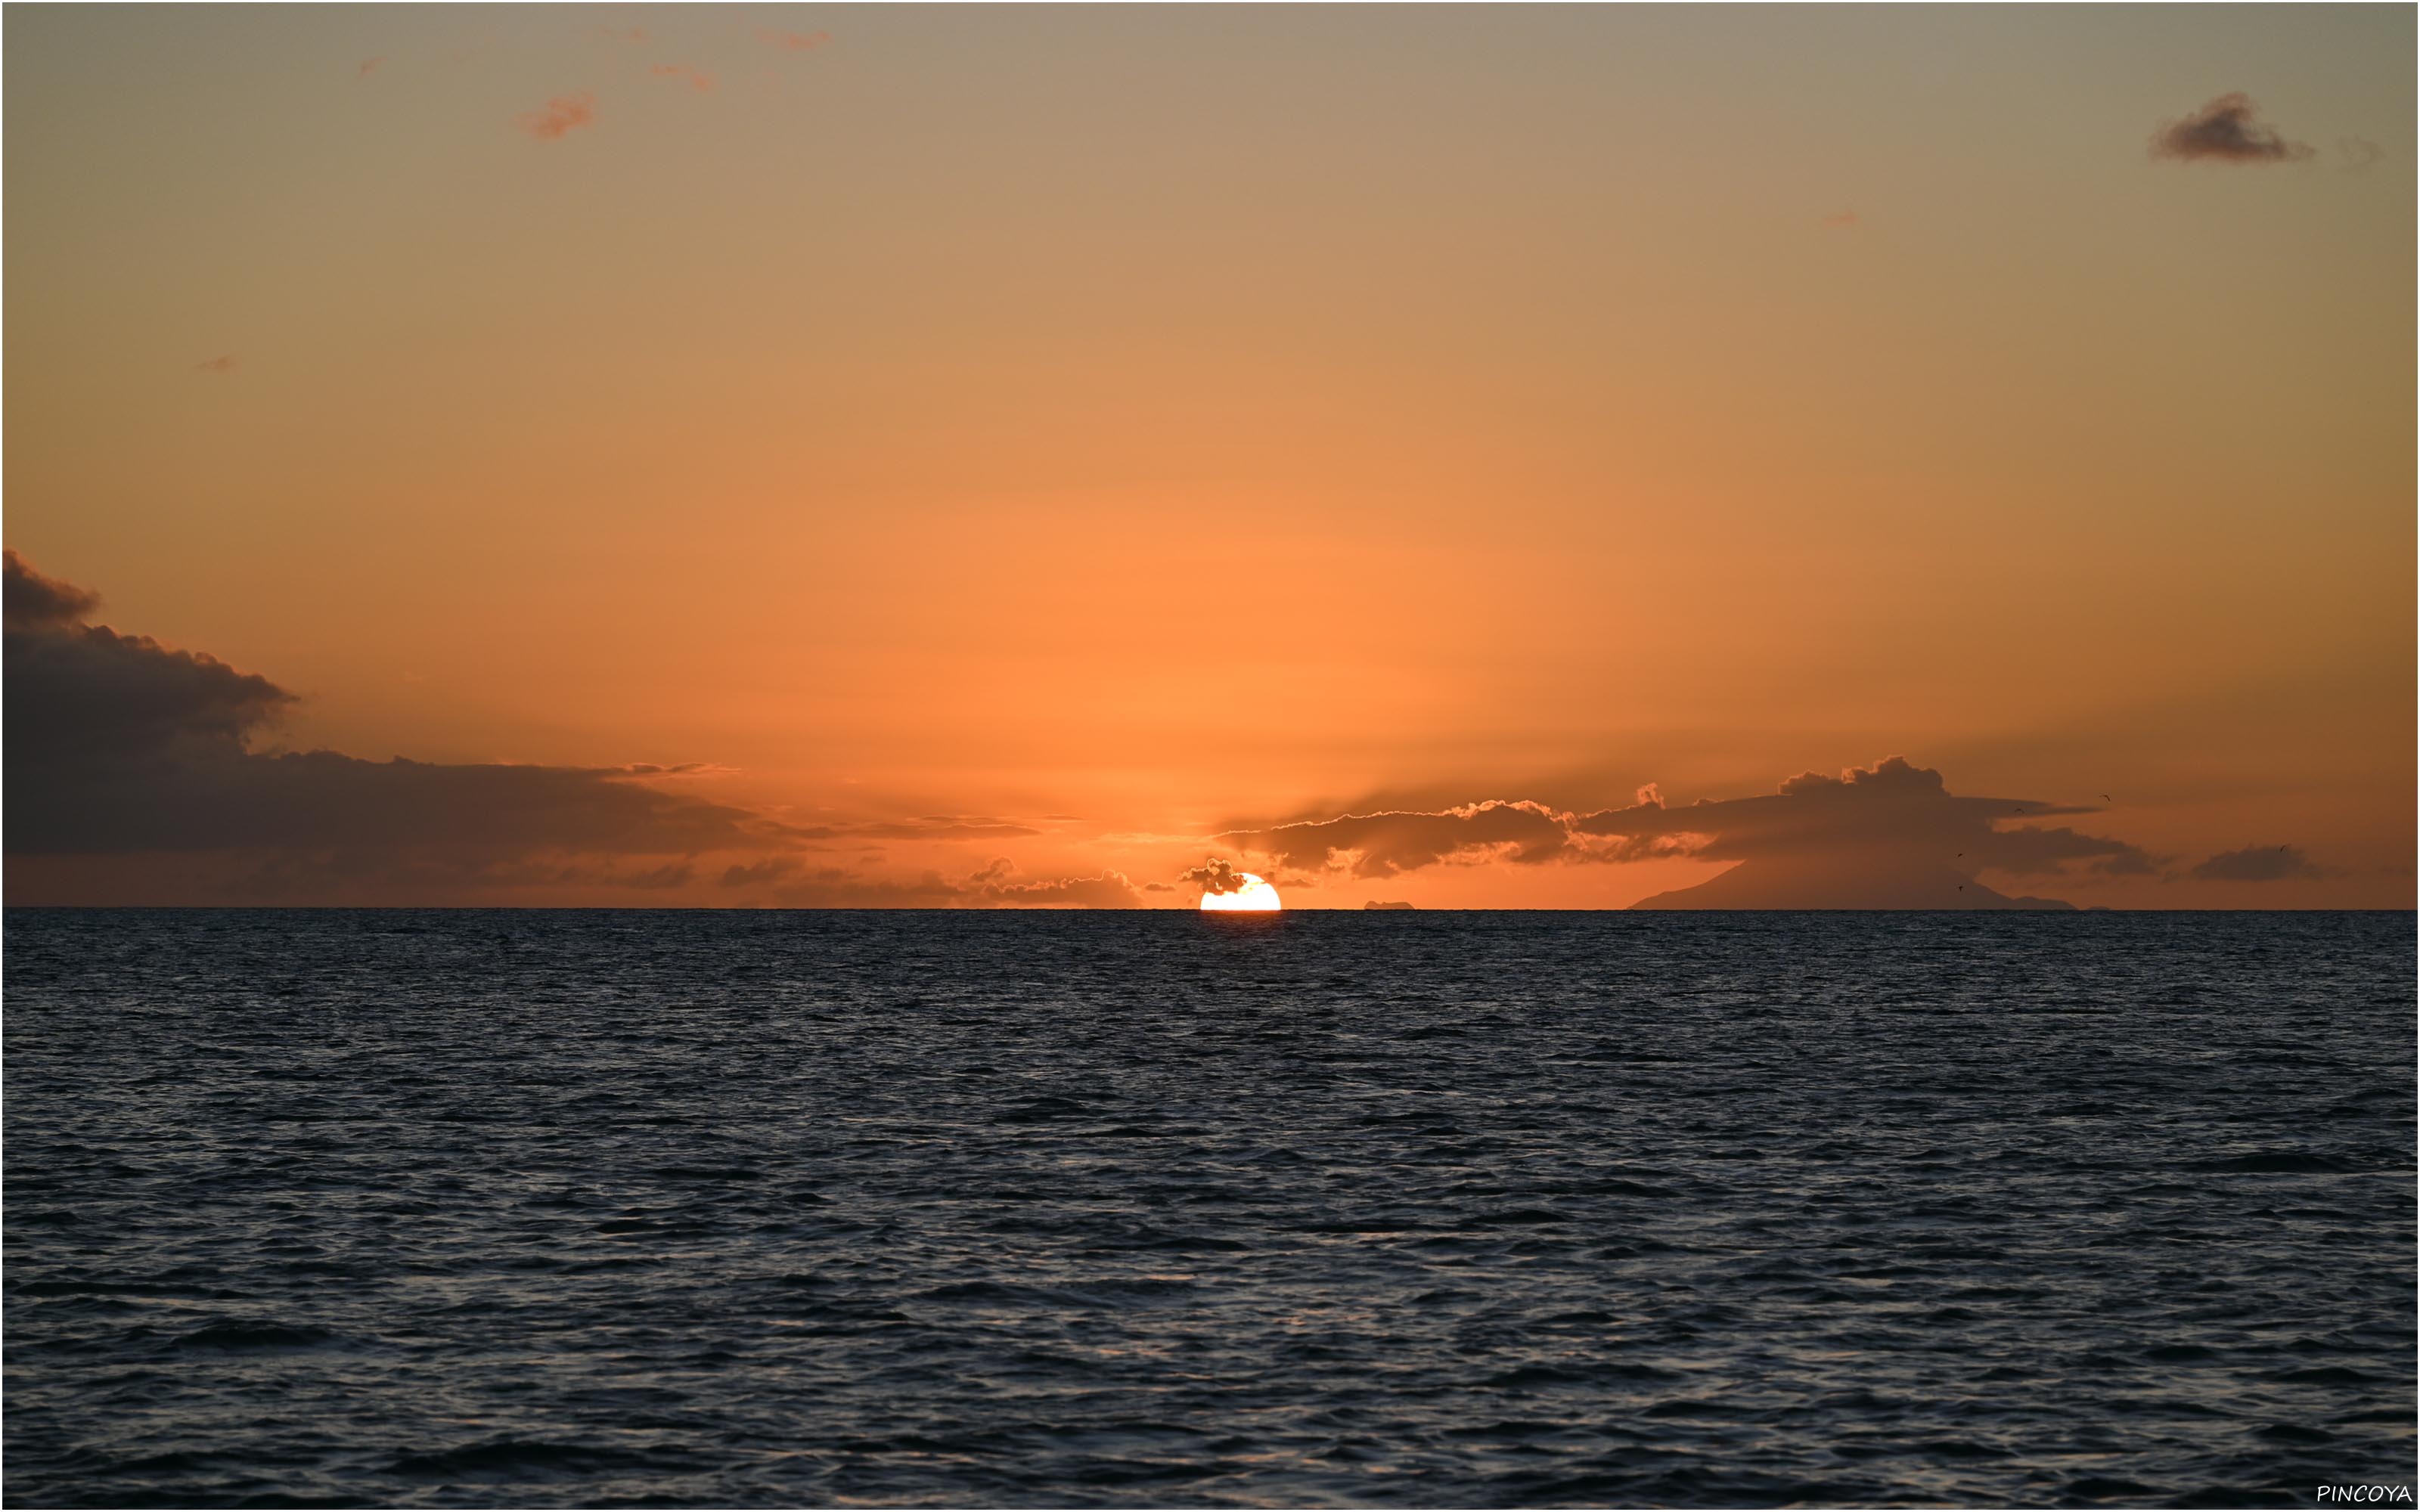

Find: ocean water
<box><xmin>3</xmin><ymin>909</ymin><xmax>2412</xmax><ymax>1508</ymax></box>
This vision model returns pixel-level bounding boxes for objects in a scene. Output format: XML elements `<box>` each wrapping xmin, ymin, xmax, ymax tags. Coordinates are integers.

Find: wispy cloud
<box><xmin>2340</xmin><ymin>136</ymin><xmax>2385</xmax><ymax>172</ymax></box>
<box><xmin>648</xmin><ymin>63</ymin><xmax>715</xmax><ymax>93</ymax></box>
<box><xmin>2150</xmin><ymin>93</ymin><xmax>2313</xmax><ymax>164</ymax></box>
<box><xmin>517</xmin><ymin>92</ymin><xmax>597</xmax><ymax>142</ymax></box>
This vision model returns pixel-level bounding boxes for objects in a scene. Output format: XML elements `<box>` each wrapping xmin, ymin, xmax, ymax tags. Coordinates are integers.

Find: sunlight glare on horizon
<box><xmin>1200</xmin><ymin>875</ymin><xmax>1283</xmax><ymax>912</ymax></box>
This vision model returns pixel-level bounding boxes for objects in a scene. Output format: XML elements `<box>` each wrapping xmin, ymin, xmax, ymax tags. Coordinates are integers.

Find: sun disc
<box><xmin>1199</xmin><ymin>873</ymin><xmax>1283</xmax><ymax>912</ymax></box>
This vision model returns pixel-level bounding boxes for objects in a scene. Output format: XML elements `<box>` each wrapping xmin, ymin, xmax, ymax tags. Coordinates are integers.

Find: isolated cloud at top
<box><xmin>2150</xmin><ymin>94</ymin><xmax>2313</xmax><ymax>163</ymax></box>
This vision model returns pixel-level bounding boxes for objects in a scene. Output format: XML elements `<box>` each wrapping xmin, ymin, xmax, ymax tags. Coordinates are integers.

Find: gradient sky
<box><xmin>6</xmin><ymin>4</ymin><xmax>2412</xmax><ymax>907</ymax></box>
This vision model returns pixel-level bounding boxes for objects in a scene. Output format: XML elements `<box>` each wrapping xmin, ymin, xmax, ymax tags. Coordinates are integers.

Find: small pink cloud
<box><xmin>517</xmin><ymin>92</ymin><xmax>597</xmax><ymax>141</ymax></box>
<box><xmin>195</xmin><ymin>355</ymin><xmax>237</xmax><ymax>375</ymax></box>
<box><xmin>356</xmin><ymin>57</ymin><xmax>384</xmax><ymax>81</ymax></box>
<box><xmin>649</xmin><ymin>63</ymin><xmax>715</xmax><ymax>93</ymax></box>
<box><xmin>759</xmin><ymin>29</ymin><xmax>830</xmax><ymax>51</ymax></box>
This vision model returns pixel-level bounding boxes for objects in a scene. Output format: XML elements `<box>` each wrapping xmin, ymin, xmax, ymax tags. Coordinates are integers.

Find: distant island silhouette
<box><xmin>1364</xmin><ymin>900</ymin><xmax>1417</xmax><ymax>910</ymax></box>
<box><xmin>1632</xmin><ymin>860</ymin><xmax>2073</xmax><ymax>910</ymax></box>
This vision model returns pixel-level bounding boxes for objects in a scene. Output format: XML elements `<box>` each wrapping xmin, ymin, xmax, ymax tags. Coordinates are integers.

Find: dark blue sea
<box><xmin>5</xmin><ymin>909</ymin><xmax>2412</xmax><ymax>1507</ymax></box>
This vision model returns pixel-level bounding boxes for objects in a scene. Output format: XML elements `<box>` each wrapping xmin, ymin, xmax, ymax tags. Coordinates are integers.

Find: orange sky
<box><xmin>5</xmin><ymin>5</ymin><xmax>2412</xmax><ymax>907</ymax></box>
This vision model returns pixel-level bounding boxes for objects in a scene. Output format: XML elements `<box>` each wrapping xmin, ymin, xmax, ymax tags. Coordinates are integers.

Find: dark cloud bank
<box><xmin>8</xmin><ymin>555</ymin><xmax>2324</xmax><ymax>908</ymax></box>
<box><xmin>2</xmin><ymin>554</ymin><xmax>1122</xmax><ymax>906</ymax></box>
<box><xmin>1218</xmin><ymin>757</ymin><xmax>2294</xmax><ymax>909</ymax></box>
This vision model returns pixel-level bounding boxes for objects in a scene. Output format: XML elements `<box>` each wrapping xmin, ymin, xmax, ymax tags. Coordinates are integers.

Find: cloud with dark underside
<box><xmin>517</xmin><ymin>93</ymin><xmax>596</xmax><ymax>141</ymax></box>
<box><xmin>1220</xmin><ymin>758</ymin><xmax>2156</xmax><ymax>909</ymax></box>
<box><xmin>1215</xmin><ymin>800</ymin><xmax>1571</xmax><ymax>879</ymax></box>
<box><xmin>2150</xmin><ymin>94</ymin><xmax>2313</xmax><ymax>164</ymax></box>
<box><xmin>4</xmin><ymin>553</ymin><xmax>790</xmax><ymax>901</ymax></box>
<box><xmin>2190</xmin><ymin>844</ymin><xmax>2331</xmax><ymax>882</ymax></box>
<box><xmin>1180</xmin><ymin>857</ymin><xmax>1255</xmax><ymax>895</ymax></box>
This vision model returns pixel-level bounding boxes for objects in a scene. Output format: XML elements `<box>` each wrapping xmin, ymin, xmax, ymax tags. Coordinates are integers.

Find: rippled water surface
<box><xmin>5</xmin><ymin>909</ymin><xmax>2413</xmax><ymax>1507</ymax></box>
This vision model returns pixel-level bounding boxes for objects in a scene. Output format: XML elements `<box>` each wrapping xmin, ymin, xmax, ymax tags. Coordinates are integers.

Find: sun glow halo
<box><xmin>1199</xmin><ymin>873</ymin><xmax>1283</xmax><ymax>912</ymax></box>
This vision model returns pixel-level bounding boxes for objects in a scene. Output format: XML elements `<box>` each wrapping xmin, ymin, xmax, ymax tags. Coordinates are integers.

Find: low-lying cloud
<box><xmin>2190</xmin><ymin>844</ymin><xmax>2330</xmax><ymax>882</ymax></box>
<box><xmin>6</xmin><ymin>553</ymin><xmax>788</xmax><ymax>901</ymax></box>
<box><xmin>4</xmin><ymin>554</ymin><xmax>1168</xmax><ymax>907</ymax></box>
<box><xmin>1218</xmin><ymin>757</ymin><xmax>2158</xmax><ymax>909</ymax></box>
<box><xmin>1217</xmin><ymin>800</ymin><xmax>1570</xmax><ymax>878</ymax></box>
<box><xmin>718</xmin><ymin>855</ymin><xmax>1140</xmax><ymax>908</ymax></box>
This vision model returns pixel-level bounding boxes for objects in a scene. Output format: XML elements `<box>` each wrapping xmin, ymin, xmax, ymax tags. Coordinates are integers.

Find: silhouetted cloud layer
<box><xmin>1573</xmin><ymin>757</ymin><xmax>2149</xmax><ymax>875</ymax></box>
<box><xmin>1216</xmin><ymin>800</ymin><xmax>1570</xmax><ymax>878</ymax></box>
<box><xmin>2191</xmin><ymin>844</ymin><xmax>2329</xmax><ymax>882</ymax></box>
<box><xmin>1219</xmin><ymin>758</ymin><xmax>2155</xmax><ymax>909</ymax></box>
<box><xmin>721</xmin><ymin>857</ymin><xmax>1140</xmax><ymax>908</ymax></box>
<box><xmin>5</xmin><ymin>554</ymin><xmax>784</xmax><ymax>897</ymax></box>
<box><xmin>2151</xmin><ymin>94</ymin><xmax>2313</xmax><ymax>163</ymax></box>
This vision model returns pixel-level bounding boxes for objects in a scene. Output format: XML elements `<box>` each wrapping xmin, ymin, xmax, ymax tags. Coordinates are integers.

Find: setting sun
<box><xmin>1199</xmin><ymin>874</ymin><xmax>1283</xmax><ymax>912</ymax></box>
